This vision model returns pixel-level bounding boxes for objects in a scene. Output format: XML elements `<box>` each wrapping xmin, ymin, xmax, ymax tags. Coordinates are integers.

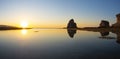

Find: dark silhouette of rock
<box><xmin>67</xmin><ymin>19</ymin><xmax>77</xmax><ymax>28</ymax></box>
<box><xmin>67</xmin><ymin>29</ymin><xmax>76</xmax><ymax>38</ymax></box>
<box><xmin>111</xmin><ymin>13</ymin><xmax>120</xmax><ymax>28</ymax></box>
<box><xmin>99</xmin><ymin>20</ymin><xmax>110</xmax><ymax>28</ymax></box>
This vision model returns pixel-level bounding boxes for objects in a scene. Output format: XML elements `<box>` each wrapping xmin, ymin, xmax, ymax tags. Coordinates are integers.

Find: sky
<box><xmin>0</xmin><ymin>0</ymin><xmax>120</xmax><ymax>28</ymax></box>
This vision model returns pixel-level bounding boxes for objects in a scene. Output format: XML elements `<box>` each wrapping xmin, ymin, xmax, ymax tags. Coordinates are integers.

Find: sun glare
<box><xmin>21</xmin><ymin>21</ymin><xmax>28</xmax><ymax>28</ymax></box>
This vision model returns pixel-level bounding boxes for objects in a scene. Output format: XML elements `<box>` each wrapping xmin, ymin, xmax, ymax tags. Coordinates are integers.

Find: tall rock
<box><xmin>111</xmin><ymin>13</ymin><xmax>120</xmax><ymax>28</ymax></box>
<box><xmin>99</xmin><ymin>20</ymin><xmax>110</xmax><ymax>28</ymax></box>
<box><xmin>67</xmin><ymin>19</ymin><xmax>77</xmax><ymax>28</ymax></box>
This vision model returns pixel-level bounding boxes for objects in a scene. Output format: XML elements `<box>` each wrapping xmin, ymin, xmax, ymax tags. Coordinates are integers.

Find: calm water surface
<box><xmin>0</xmin><ymin>29</ymin><xmax>120</xmax><ymax>59</ymax></box>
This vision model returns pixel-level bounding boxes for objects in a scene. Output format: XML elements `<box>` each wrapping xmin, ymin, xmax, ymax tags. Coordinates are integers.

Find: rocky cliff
<box><xmin>111</xmin><ymin>13</ymin><xmax>120</xmax><ymax>28</ymax></box>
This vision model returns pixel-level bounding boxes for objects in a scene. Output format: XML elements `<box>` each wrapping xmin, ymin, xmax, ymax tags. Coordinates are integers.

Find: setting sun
<box><xmin>20</xmin><ymin>21</ymin><xmax>28</xmax><ymax>28</ymax></box>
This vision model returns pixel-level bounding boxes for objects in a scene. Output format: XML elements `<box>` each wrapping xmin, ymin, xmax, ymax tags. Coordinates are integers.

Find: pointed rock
<box><xmin>67</xmin><ymin>19</ymin><xmax>77</xmax><ymax>28</ymax></box>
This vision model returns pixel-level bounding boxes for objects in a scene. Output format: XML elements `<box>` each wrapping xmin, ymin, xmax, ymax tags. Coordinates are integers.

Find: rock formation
<box><xmin>111</xmin><ymin>13</ymin><xmax>120</xmax><ymax>28</ymax></box>
<box><xmin>67</xmin><ymin>19</ymin><xmax>77</xmax><ymax>28</ymax></box>
<box><xmin>99</xmin><ymin>20</ymin><xmax>110</xmax><ymax>28</ymax></box>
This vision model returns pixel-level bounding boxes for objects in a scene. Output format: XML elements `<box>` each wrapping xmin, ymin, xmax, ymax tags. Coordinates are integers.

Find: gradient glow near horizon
<box><xmin>0</xmin><ymin>0</ymin><xmax>120</xmax><ymax>28</ymax></box>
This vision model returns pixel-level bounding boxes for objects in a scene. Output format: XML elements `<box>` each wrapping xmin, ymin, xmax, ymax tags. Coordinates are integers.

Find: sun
<box><xmin>20</xmin><ymin>21</ymin><xmax>28</xmax><ymax>28</ymax></box>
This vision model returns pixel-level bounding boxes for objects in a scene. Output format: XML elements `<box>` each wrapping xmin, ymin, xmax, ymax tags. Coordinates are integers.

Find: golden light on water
<box><xmin>21</xmin><ymin>29</ymin><xmax>27</xmax><ymax>35</ymax></box>
<box><xmin>20</xmin><ymin>21</ymin><xmax>28</xmax><ymax>28</ymax></box>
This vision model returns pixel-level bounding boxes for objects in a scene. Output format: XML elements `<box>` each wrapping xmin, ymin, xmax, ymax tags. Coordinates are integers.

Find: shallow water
<box><xmin>0</xmin><ymin>29</ymin><xmax>120</xmax><ymax>59</ymax></box>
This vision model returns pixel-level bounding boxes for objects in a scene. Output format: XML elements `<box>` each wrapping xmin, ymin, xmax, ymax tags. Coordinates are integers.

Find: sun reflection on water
<box><xmin>21</xmin><ymin>29</ymin><xmax>27</xmax><ymax>35</ymax></box>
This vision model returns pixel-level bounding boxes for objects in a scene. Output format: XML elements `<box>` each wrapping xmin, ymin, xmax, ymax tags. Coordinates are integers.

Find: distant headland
<box><xmin>0</xmin><ymin>25</ymin><xmax>31</xmax><ymax>30</ymax></box>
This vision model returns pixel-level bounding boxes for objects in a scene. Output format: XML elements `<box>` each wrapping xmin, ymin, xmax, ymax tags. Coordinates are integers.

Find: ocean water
<box><xmin>0</xmin><ymin>29</ymin><xmax>120</xmax><ymax>59</ymax></box>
